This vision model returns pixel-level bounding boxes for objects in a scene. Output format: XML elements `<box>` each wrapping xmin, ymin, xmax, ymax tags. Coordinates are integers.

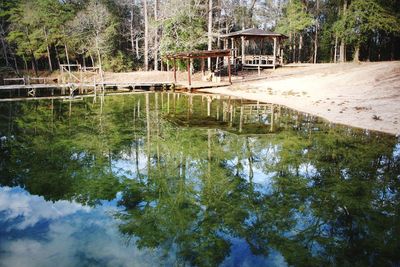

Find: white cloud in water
<box><xmin>0</xmin><ymin>187</ymin><xmax>90</xmax><ymax>230</ymax></box>
<box><xmin>0</xmin><ymin>187</ymin><xmax>173</xmax><ymax>267</ymax></box>
<box><xmin>0</xmin><ymin>219</ymin><xmax>163</xmax><ymax>267</ymax></box>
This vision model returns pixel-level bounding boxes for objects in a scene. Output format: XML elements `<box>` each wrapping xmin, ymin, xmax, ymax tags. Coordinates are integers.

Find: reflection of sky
<box><xmin>0</xmin><ymin>187</ymin><xmax>171</xmax><ymax>267</ymax></box>
<box><xmin>394</xmin><ymin>142</ymin><xmax>400</xmax><ymax>158</ymax></box>
<box><xmin>221</xmin><ymin>238</ymin><xmax>287</xmax><ymax>267</ymax></box>
<box><xmin>0</xmin><ymin>186</ymin><xmax>286</xmax><ymax>267</ymax></box>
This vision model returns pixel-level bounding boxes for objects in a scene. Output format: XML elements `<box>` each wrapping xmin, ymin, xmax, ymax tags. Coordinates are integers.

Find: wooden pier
<box><xmin>0</xmin><ymin>80</ymin><xmax>231</xmax><ymax>101</ymax></box>
<box><xmin>0</xmin><ymin>63</ymin><xmax>233</xmax><ymax>101</ymax></box>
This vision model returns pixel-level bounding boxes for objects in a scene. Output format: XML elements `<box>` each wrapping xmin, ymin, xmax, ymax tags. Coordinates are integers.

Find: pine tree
<box><xmin>276</xmin><ymin>0</ymin><xmax>313</xmax><ymax>63</ymax></box>
<box><xmin>334</xmin><ymin>0</ymin><xmax>400</xmax><ymax>62</ymax></box>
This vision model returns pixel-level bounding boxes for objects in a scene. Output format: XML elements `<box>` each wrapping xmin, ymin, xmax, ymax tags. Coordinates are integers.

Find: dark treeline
<box><xmin>0</xmin><ymin>0</ymin><xmax>399</xmax><ymax>74</ymax></box>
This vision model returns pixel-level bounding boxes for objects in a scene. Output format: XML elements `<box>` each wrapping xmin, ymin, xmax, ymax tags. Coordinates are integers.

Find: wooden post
<box><xmin>231</xmin><ymin>38</ymin><xmax>234</xmax><ymax>54</ymax></box>
<box><xmin>277</xmin><ymin>41</ymin><xmax>281</xmax><ymax>65</ymax></box>
<box><xmin>94</xmin><ymin>77</ymin><xmax>97</xmax><ymax>99</ymax></box>
<box><xmin>239</xmin><ymin>105</ymin><xmax>244</xmax><ymax>133</ymax></box>
<box><xmin>187</xmin><ymin>58</ymin><xmax>191</xmax><ymax>86</ymax></box>
<box><xmin>230</xmin><ymin>104</ymin><xmax>233</xmax><ymax>125</ymax></box>
<box><xmin>207</xmin><ymin>97</ymin><xmax>211</xmax><ymax>117</ymax></box>
<box><xmin>167</xmin><ymin>92</ymin><xmax>170</xmax><ymax>114</ymax></box>
<box><xmin>227</xmin><ymin>55</ymin><xmax>232</xmax><ymax>84</ymax></box>
<box><xmin>173</xmin><ymin>58</ymin><xmax>177</xmax><ymax>83</ymax></box>
<box><xmin>223</xmin><ymin>39</ymin><xmax>228</xmax><ymax>66</ymax></box>
<box><xmin>201</xmin><ymin>58</ymin><xmax>205</xmax><ymax>79</ymax></box>
<box><xmin>273</xmin><ymin>37</ymin><xmax>277</xmax><ymax>70</ymax></box>
<box><xmin>60</xmin><ymin>65</ymin><xmax>64</xmax><ymax>84</ymax></box>
<box><xmin>241</xmin><ymin>36</ymin><xmax>245</xmax><ymax>68</ymax></box>
<box><xmin>270</xmin><ymin>104</ymin><xmax>275</xmax><ymax>132</ymax></box>
<box><xmin>79</xmin><ymin>66</ymin><xmax>83</xmax><ymax>94</ymax></box>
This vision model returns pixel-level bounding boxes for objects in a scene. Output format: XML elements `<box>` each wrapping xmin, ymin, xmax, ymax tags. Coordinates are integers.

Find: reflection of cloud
<box><xmin>0</xmin><ymin>187</ymin><xmax>89</xmax><ymax>230</ymax></box>
<box><xmin>394</xmin><ymin>143</ymin><xmax>400</xmax><ymax>158</ymax></box>
<box><xmin>221</xmin><ymin>238</ymin><xmax>288</xmax><ymax>267</ymax></box>
<box><xmin>0</xmin><ymin>187</ymin><xmax>174</xmax><ymax>267</ymax></box>
<box><xmin>0</xmin><ymin>219</ymin><xmax>162</xmax><ymax>267</ymax></box>
<box><xmin>112</xmin><ymin>150</ymin><xmax>149</xmax><ymax>179</ymax></box>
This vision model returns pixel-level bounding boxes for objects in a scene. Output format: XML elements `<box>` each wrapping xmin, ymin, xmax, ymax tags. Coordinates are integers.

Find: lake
<box><xmin>0</xmin><ymin>93</ymin><xmax>399</xmax><ymax>267</ymax></box>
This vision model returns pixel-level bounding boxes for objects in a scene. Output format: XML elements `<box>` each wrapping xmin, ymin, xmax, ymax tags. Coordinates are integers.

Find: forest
<box><xmin>0</xmin><ymin>0</ymin><xmax>399</xmax><ymax>74</ymax></box>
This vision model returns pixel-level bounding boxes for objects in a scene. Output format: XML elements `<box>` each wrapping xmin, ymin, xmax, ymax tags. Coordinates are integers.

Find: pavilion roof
<box><xmin>221</xmin><ymin>28</ymin><xmax>288</xmax><ymax>39</ymax></box>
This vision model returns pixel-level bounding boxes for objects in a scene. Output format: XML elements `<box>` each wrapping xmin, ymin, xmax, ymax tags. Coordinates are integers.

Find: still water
<box><xmin>0</xmin><ymin>93</ymin><xmax>399</xmax><ymax>267</ymax></box>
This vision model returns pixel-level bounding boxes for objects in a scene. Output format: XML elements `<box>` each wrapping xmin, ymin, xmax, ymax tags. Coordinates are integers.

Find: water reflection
<box><xmin>0</xmin><ymin>93</ymin><xmax>399</xmax><ymax>267</ymax></box>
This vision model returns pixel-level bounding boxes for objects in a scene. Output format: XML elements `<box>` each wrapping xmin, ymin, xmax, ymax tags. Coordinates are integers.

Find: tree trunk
<box><xmin>130</xmin><ymin>2</ymin><xmax>136</xmax><ymax>56</ymax></box>
<box><xmin>154</xmin><ymin>0</ymin><xmax>159</xmax><ymax>71</ymax></box>
<box><xmin>334</xmin><ymin>35</ymin><xmax>338</xmax><ymax>63</ymax></box>
<box><xmin>293</xmin><ymin>33</ymin><xmax>296</xmax><ymax>63</ymax></box>
<box><xmin>353</xmin><ymin>45</ymin><xmax>360</xmax><ymax>62</ymax></box>
<box><xmin>143</xmin><ymin>0</ymin><xmax>149</xmax><ymax>71</ymax></box>
<box><xmin>249</xmin><ymin>0</ymin><xmax>257</xmax><ymax>22</ymax></box>
<box><xmin>207</xmin><ymin>0</ymin><xmax>213</xmax><ymax>71</ymax></box>
<box><xmin>313</xmin><ymin>26</ymin><xmax>318</xmax><ymax>64</ymax></box>
<box><xmin>339</xmin><ymin>0</ymin><xmax>347</xmax><ymax>63</ymax></box>
<box><xmin>82</xmin><ymin>54</ymin><xmax>86</xmax><ymax>69</ymax></box>
<box><xmin>313</xmin><ymin>0</ymin><xmax>319</xmax><ymax>64</ymax></box>
<box><xmin>44</xmin><ymin>28</ymin><xmax>53</xmax><ymax>72</ymax></box>
<box><xmin>64</xmin><ymin>44</ymin><xmax>70</xmax><ymax>72</ymax></box>
<box><xmin>135</xmin><ymin>37</ymin><xmax>140</xmax><ymax>59</ymax></box>
<box><xmin>299</xmin><ymin>34</ymin><xmax>303</xmax><ymax>63</ymax></box>
<box><xmin>55</xmin><ymin>46</ymin><xmax>61</xmax><ymax>69</ymax></box>
<box><xmin>0</xmin><ymin>24</ymin><xmax>10</xmax><ymax>67</ymax></box>
<box><xmin>23</xmin><ymin>55</ymin><xmax>28</xmax><ymax>71</ymax></box>
<box><xmin>31</xmin><ymin>53</ymin><xmax>38</xmax><ymax>76</ymax></box>
<box><xmin>95</xmin><ymin>36</ymin><xmax>104</xmax><ymax>84</ymax></box>
<box><xmin>90</xmin><ymin>53</ymin><xmax>95</xmax><ymax>67</ymax></box>
<box><xmin>13</xmin><ymin>54</ymin><xmax>19</xmax><ymax>74</ymax></box>
<box><xmin>216</xmin><ymin>1</ymin><xmax>222</xmax><ymax>68</ymax></box>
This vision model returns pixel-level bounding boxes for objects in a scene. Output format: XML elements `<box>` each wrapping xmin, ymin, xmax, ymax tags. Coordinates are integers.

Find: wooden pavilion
<box><xmin>221</xmin><ymin>28</ymin><xmax>288</xmax><ymax>70</ymax></box>
<box><xmin>165</xmin><ymin>49</ymin><xmax>232</xmax><ymax>87</ymax></box>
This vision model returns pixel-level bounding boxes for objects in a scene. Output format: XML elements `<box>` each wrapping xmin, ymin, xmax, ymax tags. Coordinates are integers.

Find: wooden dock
<box><xmin>0</xmin><ymin>79</ymin><xmax>232</xmax><ymax>101</ymax></box>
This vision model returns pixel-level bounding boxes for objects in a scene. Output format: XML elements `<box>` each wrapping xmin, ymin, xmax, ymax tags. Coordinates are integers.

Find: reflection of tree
<box><xmin>0</xmin><ymin>96</ymin><xmax>142</xmax><ymax>204</ymax></box>
<box><xmin>0</xmin><ymin>93</ymin><xmax>399</xmax><ymax>266</ymax></box>
<box><xmin>242</xmin><ymin>122</ymin><xmax>400</xmax><ymax>266</ymax></box>
<box><xmin>118</xmin><ymin>125</ymin><xmax>251</xmax><ymax>266</ymax></box>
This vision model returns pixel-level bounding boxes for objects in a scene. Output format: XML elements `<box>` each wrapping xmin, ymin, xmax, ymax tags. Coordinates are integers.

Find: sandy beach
<box><xmin>198</xmin><ymin>62</ymin><xmax>400</xmax><ymax>136</ymax></box>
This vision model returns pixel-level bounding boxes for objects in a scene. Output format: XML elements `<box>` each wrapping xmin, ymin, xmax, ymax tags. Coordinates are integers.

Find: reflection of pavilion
<box><xmin>221</xmin><ymin>28</ymin><xmax>288</xmax><ymax>70</ymax></box>
<box><xmin>165</xmin><ymin>93</ymin><xmax>282</xmax><ymax>134</ymax></box>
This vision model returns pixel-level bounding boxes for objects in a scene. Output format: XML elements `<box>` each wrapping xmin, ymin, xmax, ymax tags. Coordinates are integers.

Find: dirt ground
<box><xmin>199</xmin><ymin>62</ymin><xmax>400</xmax><ymax>136</ymax></box>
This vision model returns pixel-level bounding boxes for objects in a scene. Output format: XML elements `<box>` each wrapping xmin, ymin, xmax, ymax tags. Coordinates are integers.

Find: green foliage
<box><xmin>276</xmin><ymin>0</ymin><xmax>313</xmax><ymax>35</ymax></box>
<box><xmin>159</xmin><ymin>5</ymin><xmax>207</xmax><ymax>55</ymax></box>
<box><xmin>6</xmin><ymin>0</ymin><xmax>73</xmax><ymax>60</ymax></box>
<box><xmin>334</xmin><ymin>0</ymin><xmax>400</xmax><ymax>46</ymax></box>
<box><xmin>103</xmin><ymin>50</ymin><xmax>133</xmax><ymax>72</ymax></box>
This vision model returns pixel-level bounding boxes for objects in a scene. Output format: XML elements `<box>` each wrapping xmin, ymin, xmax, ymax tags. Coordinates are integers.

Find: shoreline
<box><xmin>200</xmin><ymin>62</ymin><xmax>400</xmax><ymax>136</ymax></box>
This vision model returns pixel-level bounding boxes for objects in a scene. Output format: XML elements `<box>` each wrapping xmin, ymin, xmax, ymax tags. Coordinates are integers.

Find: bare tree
<box><xmin>207</xmin><ymin>0</ymin><xmax>213</xmax><ymax>71</ymax></box>
<box><xmin>154</xmin><ymin>0</ymin><xmax>159</xmax><ymax>71</ymax></box>
<box><xmin>143</xmin><ymin>0</ymin><xmax>149</xmax><ymax>71</ymax></box>
<box><xmin>69</xmin><ymin>0</ymin><xmax>112</xmax><ymax>80</ymax></box>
